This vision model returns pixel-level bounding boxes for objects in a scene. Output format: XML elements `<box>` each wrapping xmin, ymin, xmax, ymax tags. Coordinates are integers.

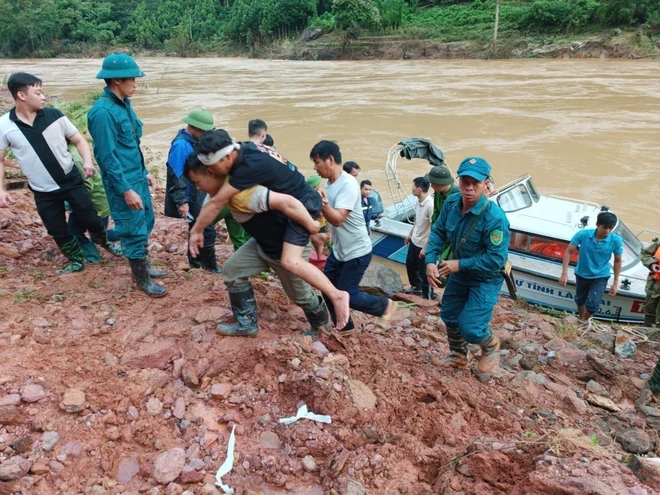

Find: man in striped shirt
<box><xmin>0</xmin><ymin>72</ymin><xmax>120</xmax><ymax>273</ymax></box>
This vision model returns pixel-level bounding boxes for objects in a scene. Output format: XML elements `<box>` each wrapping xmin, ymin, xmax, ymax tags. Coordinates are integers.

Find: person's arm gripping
<box><xmin>189</xmin><ymin>181</ymin><xmax>238</xmax><ymax>256</ymax></box>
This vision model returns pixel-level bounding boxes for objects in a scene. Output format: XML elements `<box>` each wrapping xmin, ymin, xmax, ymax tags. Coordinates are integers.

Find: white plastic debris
<box><xmin>278</xmin><ymin>404</ymin><xmax>332</xmax><ymax>425</ymax></box>
<box><xmin>215</xmin><ymin>424</ymin><xmax>236</xmax><ymax>494</ymax></box>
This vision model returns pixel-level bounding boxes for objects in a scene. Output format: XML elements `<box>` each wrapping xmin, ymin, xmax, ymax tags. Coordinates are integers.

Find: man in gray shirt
<box><xmin>311</xmin><ymin>140</ymin><xmax>396</xmax><ymax>336</ymax></box>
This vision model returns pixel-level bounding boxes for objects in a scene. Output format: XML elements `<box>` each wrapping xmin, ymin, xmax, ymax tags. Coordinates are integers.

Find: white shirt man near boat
<box><xmin>311</xmin><ymin>140</ymin><xmax>397</xmax><ymax>336</ymax></box>
<box><xmin>405</xmin><ymin>176</ymin><xmax>434</xmax><ymax>299</ymax></box>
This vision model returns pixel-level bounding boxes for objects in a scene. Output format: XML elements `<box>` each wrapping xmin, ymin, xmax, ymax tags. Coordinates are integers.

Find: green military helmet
<box><xmin>182</xmin><ymin>109</ymin><xmax>214</xmax><ymax>131</ymax></box>
<box><xmin>428</xmin><ymin>165</ymin><xmax>454</xmax><ymax>185</ymax></box>
<box><xmin>96</xmin><ymin>53</ymin><xmax>146</xmax><ymax>79</ymax></box>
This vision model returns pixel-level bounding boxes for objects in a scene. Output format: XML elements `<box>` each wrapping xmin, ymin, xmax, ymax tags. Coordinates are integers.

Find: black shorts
<box><xmin>283</xmin><ymin>191</ymin><xmax>322</xmax><ymax>247</ymax></box>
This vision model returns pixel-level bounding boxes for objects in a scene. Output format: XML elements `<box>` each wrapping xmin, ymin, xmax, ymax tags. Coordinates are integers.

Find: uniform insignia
<box><xmin>490</xmin><ymin>230</ymin><xmax>503</xmax><ymax>246</ymax></box>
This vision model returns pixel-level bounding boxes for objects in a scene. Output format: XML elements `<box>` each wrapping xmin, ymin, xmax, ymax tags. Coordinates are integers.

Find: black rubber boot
<box><xmin>432</xmin><ymin>323</ymin><xmax>468</xmax><ymax>369</ymax></box>
<box><xmin>199</xmin><ymin>246</ymin><xmax>222</xmax><ymax>274</ymax></box>
<box><xmin>144</xmin><ymin>243</ymin><xmax>168</xmax><ymax>278</ymax></box>
<box><xmin>91</xmin><ymin>231</ymin><xmax>122</xmax><ymax>256</ymax></box>
<box><xmin>57</xmin><ymin>238</ymin><xmax>85</xmax><ymax>274</ymax></box>
<box><xmin>188</xmin><ymin>251</ymin><xmax>203</xmax><ymax>270</ymax></box>
<box><xmin>302</xmin><ymin>296</ymin><xmax>332</xmax><ymax>340</ymax></box>
<box><xmin>644</xmin><ymin>313</ymin><xmax>656</xmax><ymax>328</ymax></box>
<box><xmin>128</xmin><ymin>258</ymin><xmax>167</xmax><ymax>297</ymax></box>
<box><xmin>219</xmin><ymin>284</ymin><xmax>259</xmax><ymax>337</ymax></box>
<box><xmin>477</xmin><ymin>334</ymin><xmax>501</xmax><ymax>374</ymax></box>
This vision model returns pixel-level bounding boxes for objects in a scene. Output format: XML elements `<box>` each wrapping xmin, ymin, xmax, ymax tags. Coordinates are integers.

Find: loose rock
<box><xmin>41</xmin><ymin>431</ymin><xmax>59</xmax><ymax>452</ymax></box>
<box><xmin>153</xmin><ymin>448</ymin><xmax>186</xmax><ymax>485</ymax></box>
<box><xmin>20</xmin><ymin>384</ymin><xmax>46</xmax><ymax>403</ymax></box>
<box><xmin>0</xmin><ymin>456</ymin><xmax>31</xmax><ymax>481</ymax></box>
<box><xmin>614</xmin><ymin>331</ymin><xmax>636</xmax><ymax>359</ymax></box>
<box><xmin>617</xmin><ymin>428</ymin><xmax>654</xmax><ymax>454</ymax></box>
<box><xmin>59</xmin><ymin>389</ymin><xmax>86</xmax><ymax>412</ymax></box>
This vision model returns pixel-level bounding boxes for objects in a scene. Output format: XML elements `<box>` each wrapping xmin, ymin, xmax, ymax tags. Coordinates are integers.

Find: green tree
<box><xmin>332</xmin><ymin>0</ymin><xmax>381</xmax><ymax>30</ymax></box>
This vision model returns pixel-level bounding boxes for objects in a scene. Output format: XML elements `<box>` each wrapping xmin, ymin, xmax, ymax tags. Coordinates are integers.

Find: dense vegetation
<box><xmin>0</xmin><ymin>0</ymin><xmax>658</xmax><ymax>57</ymax></box>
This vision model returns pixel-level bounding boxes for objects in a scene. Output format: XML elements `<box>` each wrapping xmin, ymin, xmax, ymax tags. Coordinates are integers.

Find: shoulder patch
<box><xmin>490</xmin><ymin>230</ymin><xmax>503</xmax><ymax>246</ymax></box>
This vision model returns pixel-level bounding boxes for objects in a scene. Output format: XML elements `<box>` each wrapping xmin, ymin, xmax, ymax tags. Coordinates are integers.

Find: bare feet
<box><xmin>332</xmin><ymin>290</ymin><xmax>351</xmax><ymax>329</ymax></box>
<box><xmin>377</xmin><ymin>299</ymin><xmax>397</xmax><ymax>329</ymax></box>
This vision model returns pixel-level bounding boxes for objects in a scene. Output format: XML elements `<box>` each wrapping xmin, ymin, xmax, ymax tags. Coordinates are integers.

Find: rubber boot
<box><xmin>477</xmin><ymin>334</ymin><xmax>501</xmax><ymax>374</ymax></box>
<box><xmin>302</xmin><ymin>296</ymin><xmax>332</xmax><ymax>340</ymax></box>
<box><xmin>128</xmin><ymin>258</ymin><xmax>167</xmax><ymax>297</ymax></box>
<box><xmin>644</xmin><ymin>313</ymin><xmax>656</xmax><ymax>328</ymax></box>
<box><xmin>199</xmin><ymin>246</ymin><xmax>222</xmax><ymax>274</ymax></box>
<box><xmin>147</xmin><ymin>258</ymin><xmax>168</xmax><ymax>278</ymax></box>
<box><xmin>144</xmin><ymin>243</ymin><xmax>168</xmax><ymax>278</ymax></box>
<box><xmin>57</xmin><ymin>238</ymin><xmax>85</xmax><ymax>274</ymax></box>
<box><xmin>432</xmin><ymin>324</ymin><xmax>468</xmax><ymax>370</ymax></box>
<box><xmin>188</xmin><ymin>251</ymin><xmax>203</xmax><ymax>270</ymax></box>
<box><xmin>81</xmin><ymin>242</ymin><xmax>101</xmax><ymax>263</ymax></box>
<box><xmin>649</xmin><ymin>358</ymin><xmax>660</xmax><ymax>395</ymax></box>
<box><xmin>91</xmin><ymin>231</ymin><xmax>122</xmax><ymax>256</ymax></box>
<box><xmin>219</xmin><ymin>284</ymin><xmax>259</xmax><ymax>337</ymax></box>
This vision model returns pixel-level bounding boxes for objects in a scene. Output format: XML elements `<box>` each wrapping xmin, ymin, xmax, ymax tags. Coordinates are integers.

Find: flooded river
<box><xmin>2</xmin><ymin>57</ymin><xmax>659</xmax><ymax>234</ymax></box>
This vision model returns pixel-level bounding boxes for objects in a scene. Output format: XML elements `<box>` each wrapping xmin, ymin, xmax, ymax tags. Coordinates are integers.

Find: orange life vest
<box><xmin>653</xmin><ymin>245</ymin><xmax>660</xmax><ymax>284</ymax></box>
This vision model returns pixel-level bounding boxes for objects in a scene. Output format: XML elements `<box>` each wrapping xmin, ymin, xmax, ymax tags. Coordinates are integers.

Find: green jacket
<box><xmin>68</xmin><ymin>144</ymin><xmax>110</xmax><ymax>218</ymax></box>
<box><xmin>432</xmin><ymin>184</ymin><xmax>459</xmax><ymax>225</ymax></box>
<box><xmin>87</xmin><ymin>87</ymin><xmax>147</xmax><ymax>198</ymax></box>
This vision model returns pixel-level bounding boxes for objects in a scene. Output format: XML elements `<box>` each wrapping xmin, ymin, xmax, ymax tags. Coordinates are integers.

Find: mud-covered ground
<box><xmin>2</xmin><ymin>184</ymin><xmax>660</xmax><ymax>495</ymax></box>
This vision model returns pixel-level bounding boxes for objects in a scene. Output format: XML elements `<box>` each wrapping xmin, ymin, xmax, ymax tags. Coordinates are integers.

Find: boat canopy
<box><xmin>397</xmin><ymin>138</ymin><xmax>446</xmax><ymax>168</ymax></box>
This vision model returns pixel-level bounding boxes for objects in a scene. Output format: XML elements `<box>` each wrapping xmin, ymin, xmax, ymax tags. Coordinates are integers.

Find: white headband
<box><xmin>198</xmin><ymin>141</ymin><xmax>241</xmax><ymax>166</ymax></box>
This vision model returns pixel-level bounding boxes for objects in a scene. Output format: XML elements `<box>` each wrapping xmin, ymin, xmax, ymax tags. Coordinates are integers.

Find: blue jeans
<box><xmin>575</xmin><ymin>275</ymin><xmax>608</xmax><ymax>315</ymax></box>
<box><xmin>440</xmin><ymin>272</ymin><xmax>502</xmax><ymax>345</ymax></box>
<box><xmin>322</xmin><ymin>251</ymin><xmax>389</xmax><ymax>331</ymax></box>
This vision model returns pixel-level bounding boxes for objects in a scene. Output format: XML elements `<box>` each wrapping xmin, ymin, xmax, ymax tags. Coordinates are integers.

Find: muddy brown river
<box><xmin>2</xmin><ymin>57</ymin><xmax>659</xmax><ymax>235</ymax></box>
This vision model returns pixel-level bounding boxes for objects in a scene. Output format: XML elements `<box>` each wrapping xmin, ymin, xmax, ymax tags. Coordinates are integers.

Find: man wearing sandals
<box><xmin>426</xmin><ymin>157</ymin><xmax>509</xmax><ymax>374</ymax></box>
<box><xmin>311</xmin><ymin>140</ymin><xmax>397</xmax><ymax>336</ymax></box>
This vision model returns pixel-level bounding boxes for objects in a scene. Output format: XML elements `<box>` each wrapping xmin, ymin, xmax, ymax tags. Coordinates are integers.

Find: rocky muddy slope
<box><xmin>1</xmin><ymin>187</ymin><xmax>660</xmax><ymax>495</ymax></box>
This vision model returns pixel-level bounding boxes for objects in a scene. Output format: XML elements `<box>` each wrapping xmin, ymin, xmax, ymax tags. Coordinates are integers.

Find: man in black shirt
<box><xmin>189</xmin><ymin>130</ymin><xmax>350</xmax><ymax>334</ymax></box>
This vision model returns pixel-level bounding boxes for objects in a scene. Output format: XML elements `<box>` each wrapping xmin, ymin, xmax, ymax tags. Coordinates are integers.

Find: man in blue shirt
<box><xmin>559</xmin><ymin>211</ymin><xmax>623</xmax><ymax>321</ymax></box>
<box><xmin>88</xmin><ymin>53</ymin><xmax>167</xmax><ymax>297</ymax></box>
<box><xmin>165</xmin><ymin>109</ymin><xmax>247</xmax><ymax>272</ymax></box>
<box><xmin>426</xmin><ymin>157</ymin><xmax>509</xmax><ymax>374</ymax></box>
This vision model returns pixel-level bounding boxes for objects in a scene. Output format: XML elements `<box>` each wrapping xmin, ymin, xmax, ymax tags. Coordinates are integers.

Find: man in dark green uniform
<box><xmin>428</xmin><ymin>165</ymin><xmax>459</xmax><ymax>225</ymax></box>
<box><xmin>88</xmin><ymin>53</ymin><xmax>168</xmax><ymax>297</ymax></box>
<box><xmin>425</xmin><ymin>157</ymin><xmax>509</xmax><ymax>374</ymax></box>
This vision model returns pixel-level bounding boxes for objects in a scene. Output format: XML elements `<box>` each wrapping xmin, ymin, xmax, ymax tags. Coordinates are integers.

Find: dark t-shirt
<box><xmin>229</xmin><ymin>142</ymin><xmax>319</xmax><ymax>210</ymax></box>
<box><xmin>242</xmin><ymin>210</ymin><xmax>290</xmax><ymax>259</ymax></box>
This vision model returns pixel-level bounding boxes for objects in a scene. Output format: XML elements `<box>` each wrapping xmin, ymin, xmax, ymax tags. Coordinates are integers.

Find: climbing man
<box><xmin>428</xmin><ymin>165</ymin><xmax>459</xmax><ymax>225</ymax></box>
<box><xmin>425</xmin><ymin>157</ymin><xmax>509</xmax><ymax>374</ymax></box>
<box><xmin>641</xmin><ymin>238</ymin><xmax>660</xmax><ymax>328</ymax></box>
<box><xmin>88</xmin><ymin>53</ymin><xmax>168</xmax><ymax>297</ymax></box>
<box><xmin>0</xmin><ymin>72</ymin><xmax>121</xmax><ymax>274</ymax></box>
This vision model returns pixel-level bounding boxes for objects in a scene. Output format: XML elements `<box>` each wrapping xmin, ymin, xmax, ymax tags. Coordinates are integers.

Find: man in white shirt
<box><xmin>311</xmin><ymin>140</ymin><xmax>396</xmax><ymax>336</ymax></box>
<box><xmin>405</xmin><ymin>176</ymin><xmax>434</xmax><ymax>299</ymax></box>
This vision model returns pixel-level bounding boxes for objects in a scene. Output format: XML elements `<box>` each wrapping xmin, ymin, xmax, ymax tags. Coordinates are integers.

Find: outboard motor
<box><xmin>368</xmin><ymin>190</ymin><xmax>384</xmax><ymax>219</ymax></box>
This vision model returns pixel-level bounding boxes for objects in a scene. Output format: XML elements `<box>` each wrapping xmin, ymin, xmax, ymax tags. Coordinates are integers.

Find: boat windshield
<box><xmin>614</xmin><ymin>220</ymin><xmax>643</xmax><ymax>267</ymax></box>
<box><xmin>497</xmin><ymin>184</ymin><xmax>534</xmax><ymax>213</ymax></box>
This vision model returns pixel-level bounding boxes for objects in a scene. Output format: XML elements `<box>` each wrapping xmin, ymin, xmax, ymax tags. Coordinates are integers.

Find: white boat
<box><xmin>370</xmin><ymin>139</ymin><xmax>653</xmax><ymax>323</ymax></box>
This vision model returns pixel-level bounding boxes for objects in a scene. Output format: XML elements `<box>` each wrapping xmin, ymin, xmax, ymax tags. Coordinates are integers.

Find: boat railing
<box><xmin>636</xmin><ymin>229</ymin><xmax>660</xmax><ymax>241</ymax></box>
<box><xmin>546</xmin><ymin>195</ymin><xmax>600</xmax><ymax>210</ymax></box>
<box><xmin>385</xmin><ymin>144</ymin><xmax>416</xmax><ymax>223</ymax></box>
<box><xmin>490</xmin><ymin>174</ymin><xmax>531</xmax><ymax>196</ymax></box>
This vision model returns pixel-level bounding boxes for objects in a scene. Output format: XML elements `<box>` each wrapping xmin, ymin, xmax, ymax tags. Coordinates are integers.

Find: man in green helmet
<box><xmin>88</xmin><ymin>53</ymin><xmax>168</xmax><ymax>297</ymax></box>
<box><xmin>165</xmin><ymin>109</ymin><xmax>248</xmax><ymax>272</ymax></box>
<box><xmin>428</xmin><ymin>165</ymin><xmax>459</xmax><ymax>225</ymax></box>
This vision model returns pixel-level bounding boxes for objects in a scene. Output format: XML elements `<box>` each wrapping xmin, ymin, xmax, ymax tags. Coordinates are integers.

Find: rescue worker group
<box><xmin>4</xmin><ymin>53</ymin><xmax>656</xmax><ymax>379</ymax></box>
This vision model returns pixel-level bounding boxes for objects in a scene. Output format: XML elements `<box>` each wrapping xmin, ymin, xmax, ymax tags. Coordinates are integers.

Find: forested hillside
<box><xmin>0</xmin><ymin>0</ymin><xmax>658</xmax><ymax>57</ymax></box>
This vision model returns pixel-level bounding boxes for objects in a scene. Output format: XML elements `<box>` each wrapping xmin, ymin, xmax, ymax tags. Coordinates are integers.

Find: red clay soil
<box><xmin>1</xmin><ymin>187</ymin><xmax>660</xmax><ymax>495</ymax></box>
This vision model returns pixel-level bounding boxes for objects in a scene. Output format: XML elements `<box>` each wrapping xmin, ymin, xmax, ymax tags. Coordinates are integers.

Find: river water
<box><xmin>2</xmin><ymin>57</ymin><xmax>659</xmax><ymax>234</ymax></box>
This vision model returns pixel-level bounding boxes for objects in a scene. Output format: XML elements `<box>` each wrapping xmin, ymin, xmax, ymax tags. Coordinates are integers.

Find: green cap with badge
<box><xmin>428</xmin><ymin>165</ymin><xmax>454</xmax><ymax>185</ymax></box>
<box><xmin>96</xmin><ymin>53</ymin><xmax>145</xmax><ymax>79</ymax></box>
<box><xmin>182</xmin><ymin>109</ymin><xmax>214</xmax><ymax>131</ymax></box>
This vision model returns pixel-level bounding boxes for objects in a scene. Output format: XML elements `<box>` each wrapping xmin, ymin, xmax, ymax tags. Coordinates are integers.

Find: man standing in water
<box><xmin>426</xmin><ymin>157</ymin><xmax>509</xmax><ymax>373</ymax></box>
<box><xmin>88</xmin><ymin>53</ymin><xmax>168</xmax><ymax>297</ymax></box>
<box><xmin>0</xmin><ymin>72</ymin><xmax>121</xmax><ymax>274</ymax></box>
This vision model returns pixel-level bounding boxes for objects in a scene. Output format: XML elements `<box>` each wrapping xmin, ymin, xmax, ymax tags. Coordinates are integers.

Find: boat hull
<box><xmin>371</xmin><ymin>230</ymin><xmax>647</xmax><ymax>323</ymax></box>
